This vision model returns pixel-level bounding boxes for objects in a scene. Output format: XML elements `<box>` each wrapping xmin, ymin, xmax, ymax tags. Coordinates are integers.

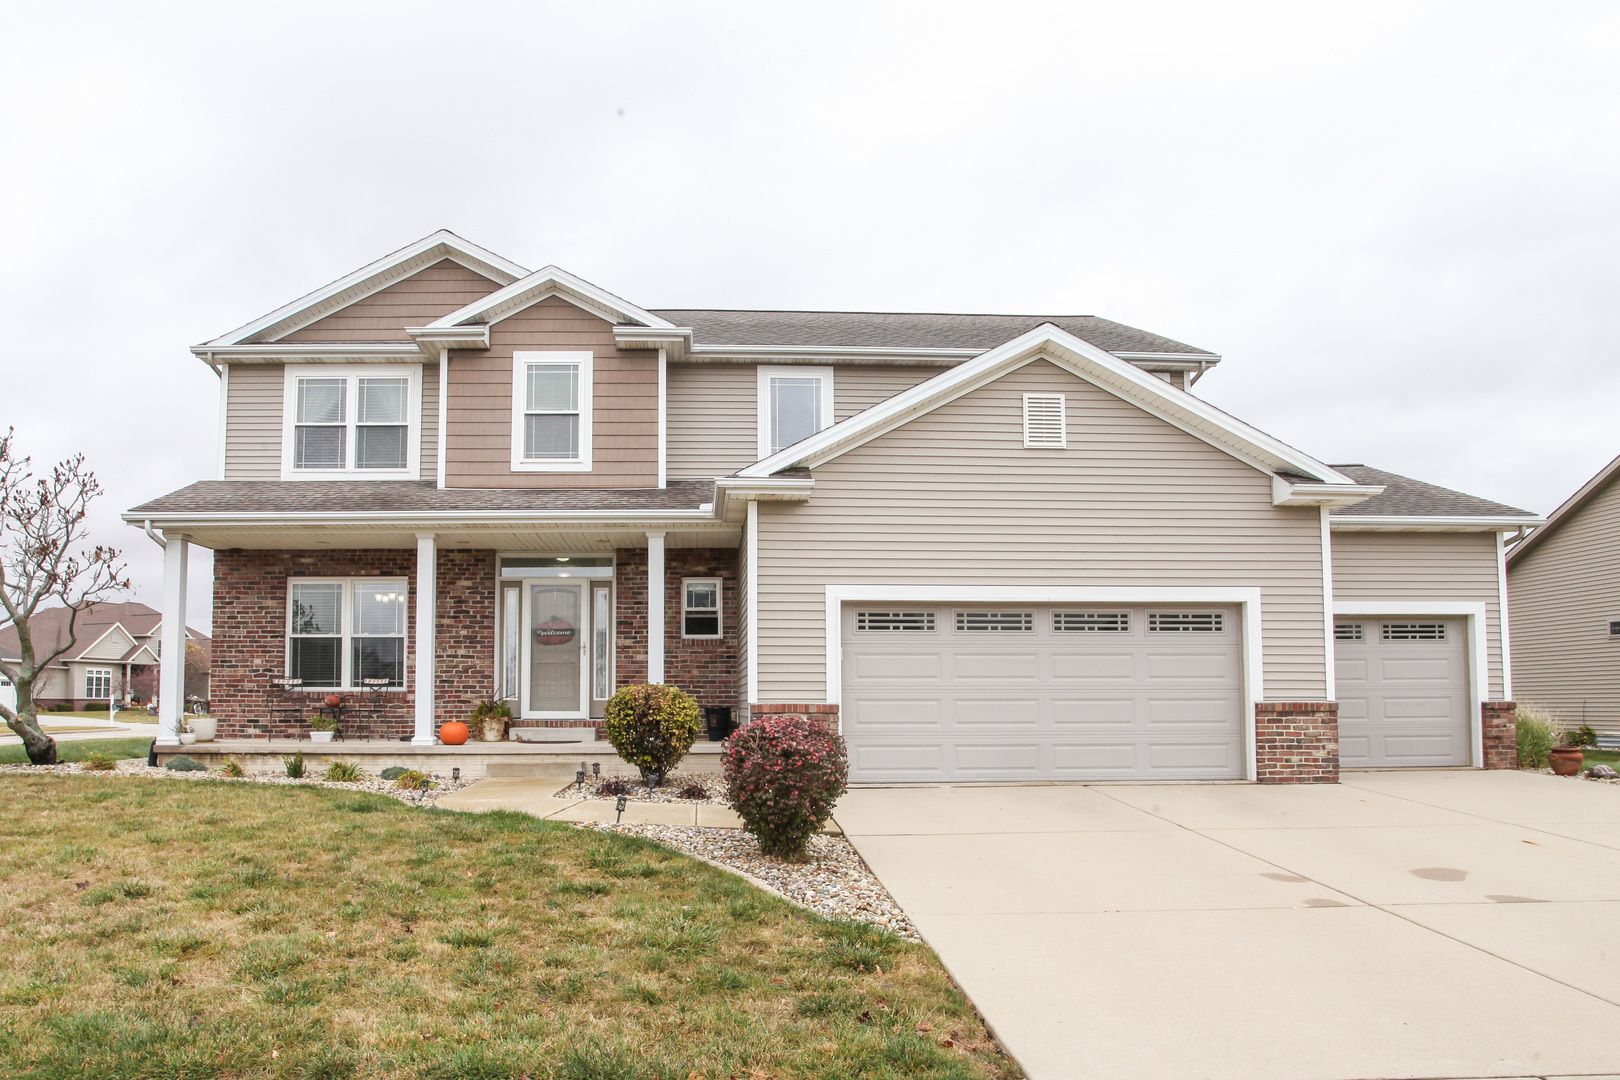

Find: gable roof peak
<box><xmin>425</xmin><ymin>264</ymin><xmax>677</xmax><ymax>332</ymax></box>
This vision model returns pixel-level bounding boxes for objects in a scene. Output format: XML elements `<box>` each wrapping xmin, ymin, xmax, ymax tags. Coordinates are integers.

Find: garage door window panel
<box><xmin>1054</xmin><ymin>611</ymin><xmax>1130</xmax><ymax>633</ymax></box>
<box><xmin>955</xmin><ymin>611</ymin><xmax>1034</xmax><ymax>633</ymax></box>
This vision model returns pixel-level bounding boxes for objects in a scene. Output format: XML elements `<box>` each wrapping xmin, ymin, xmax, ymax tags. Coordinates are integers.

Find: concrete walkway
<box><xmin>837</xmin><ymin>771</ymin><xmax>1620</xmax><ymax>1080</ymax></box>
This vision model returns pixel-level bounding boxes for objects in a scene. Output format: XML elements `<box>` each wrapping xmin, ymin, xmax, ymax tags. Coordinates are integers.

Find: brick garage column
<box><xmin>1482</xmin><ymin>701</ymin><xmax>1518</xmax><ymax>769</ymax></box>
<box><xmin>1255</xmin><ymin>702</ymin><xmax>1338</xmax><ymax>783</ymax></box>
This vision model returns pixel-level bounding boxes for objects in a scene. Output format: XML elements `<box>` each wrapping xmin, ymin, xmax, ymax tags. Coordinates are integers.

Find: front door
<box><xmin>524</xmin><ymin>582</ymin><xmax>588</xmax><ymax>718</ymax></box>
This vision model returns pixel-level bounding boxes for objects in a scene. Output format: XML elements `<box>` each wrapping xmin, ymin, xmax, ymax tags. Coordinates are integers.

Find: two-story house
<box><xmin>126</xmin><ymin>231</ymin><xmax>1541</xmax><ymax>782</ymax></box>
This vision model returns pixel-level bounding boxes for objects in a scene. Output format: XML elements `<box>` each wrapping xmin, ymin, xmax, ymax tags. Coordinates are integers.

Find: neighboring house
<box><xmin>0</xmin><ymin>601</ymin><xmax>212</xmax><ymax>709</ymax></box>
<box><xmin>123</xmin><ymin>230</ymin><xmax>1541</xmax><ymax>782</ymax></box>
<box><xmin>1506</xmin><ymin>453</ymin><xmax>1620</xmax><ymax>734</ymax></box>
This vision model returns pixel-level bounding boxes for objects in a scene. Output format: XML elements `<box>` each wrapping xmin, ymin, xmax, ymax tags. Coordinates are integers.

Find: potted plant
<box><xmin>190</xmin><ymin>714</ymin><xmax>217</xmax><ymax>742</ymax></box>
<box><xmin>470</xmin><ymin>698</ymin><xmax>513</xmax><ymax>742</ymax></box>
<box><xmin>308</xmin><ymin>715</ymin><xmax>337</xmax><ymax>743</ymax></box>
<box><xmin>1550</xmin><ymin>731</ymin><xmax>1585</xmax><ymax>776</ymax></box>
<box><xmin>178</xmin><ymin>718</ymin><xmax>198</xmax><ymax>746</ymax></box>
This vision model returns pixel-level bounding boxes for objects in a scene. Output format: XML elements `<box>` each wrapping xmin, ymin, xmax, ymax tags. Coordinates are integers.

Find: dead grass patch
<box><xmin>0</xmin><ymin>774</ymin><xmax>1019</xmax><ymax>1079</ymax></box>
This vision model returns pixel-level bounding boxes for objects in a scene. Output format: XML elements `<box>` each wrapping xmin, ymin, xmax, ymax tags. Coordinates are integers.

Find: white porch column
<box><xmin>646</xmin><ymin>531</ymin><xmax>666</xmax><ymax>685</ymax></box>
<box><xmin>156</xmin><ymin>533</ymin><xmax>189</xmax><ymax>746</ymax></box>
<box><xmin>412</xmin><ymin>532</ymin><xmax>437</xmax><ymax>745</ymax></box>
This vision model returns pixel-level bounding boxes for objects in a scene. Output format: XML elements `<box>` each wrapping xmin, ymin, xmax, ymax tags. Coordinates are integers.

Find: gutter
<box><xmin>1329</xmin><ymin>515</ymin><xmax>1547</xmax><ymax>531</ymax></box>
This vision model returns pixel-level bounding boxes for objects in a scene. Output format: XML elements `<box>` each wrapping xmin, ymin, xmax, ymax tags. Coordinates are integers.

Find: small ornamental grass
<box><xmin>1517</xmin><ymin>704</ymin><xmax>1557</xmax><ymax>769</ymax></box>
<box><xmin>390</xmin><ymin>769</ymin><xmax>433</xmax><ymax>791</ymax></box>
<box><xmin>322</xmin><ymin>760</ymin><xmax>367</xmax><ymax>783</ymax></box>
<box><xmin>603</xmin><ymin>684</ymin><xmax>701</xmax><ymax>785</ymax></box>
<box><xmin>723</xmin><ymin>715</ymin><xmax>849</xmax><ymax>861</ymax></box>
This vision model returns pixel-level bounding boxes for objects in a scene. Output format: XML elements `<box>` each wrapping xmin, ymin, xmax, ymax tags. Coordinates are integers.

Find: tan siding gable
<box><xmin>834</xmin><ymin>366</ymin><xmax>948</xmax><ymax>422</ymax></box>
<box><xmin>1331</xmin><ymin>532</ymin><xmax>1505</xmax><ymax>698</ymax></box>
<box><xmin>755</xmin><ymin>358</ymin><xmax>1326</xmax><ymax>701</ymax></box>
<box><xmin>80</xmin><ymin>625</ymin><xmax>135</xmax><ymax>661</ymax></box>
<box><xmin>1510</xmin><ymin>475</ymin><xmax>1620</xmax><ymax>730</ymax></box>
<box><xmin>280</xmin><ymin>260</ymin><xmax>500</xmax><ymax>343</ymax></box>
<box><xmin>223</xmin><ymin>363</ymin><xmax>283</xmax><ymax>480</ymax></box>
<box><xmin>445</xmin><ymin>295</ymin><xmax>658</xmax><ymax>488</ymax></box>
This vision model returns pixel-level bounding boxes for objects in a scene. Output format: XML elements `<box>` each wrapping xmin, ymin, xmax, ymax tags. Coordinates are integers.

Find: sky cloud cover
<box><xmin>3</xmin><ymin>1</ymin><xmax>1618</xmax><ymax>630</ymax></box>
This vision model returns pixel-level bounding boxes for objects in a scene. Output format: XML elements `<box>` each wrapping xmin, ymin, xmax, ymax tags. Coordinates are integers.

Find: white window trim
<box><xmin>85</xmin><ymin>667</ymin><xmax>113</xmax><ymax>698</ymax></box>
<box><xmin>757</xmin><ymin>365</ymin><xmax>835</xmax><ymax>460</ymax></box>
<box><xmin>511</xmin><ymin>351</ymin><xmax>593</xmax><ymax>472</ymax></box>
<box><xmin>682</xmin><ymin>577</ymin><xmax>724</xmax><ymax>639</ymax></box>
<box><xmin>281</xmin><ymin>364</ymin><xmax>422</xmax><ymax>481</ymax></box>
<box><xmin>286</xmin><ymin>576</ymin><xmax>409</xmax><ymax>691</ymax></box>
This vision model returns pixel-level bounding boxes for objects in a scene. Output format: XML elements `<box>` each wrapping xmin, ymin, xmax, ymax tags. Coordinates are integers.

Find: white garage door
<box><xmin>1335</xmin><ymin>618</ymin><xmax>1470</xmax><ymax>767</ymax></box>
<box><xmin>841</xmin><ymin>603</ymin><xmax>1244</xmax><ymax>783</ymax></box>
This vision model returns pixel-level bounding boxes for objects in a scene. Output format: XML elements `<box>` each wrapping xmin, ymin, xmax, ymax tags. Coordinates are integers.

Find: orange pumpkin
<box><xmin>439</xmin><ymin>721</ymin><xmax>470</xmax><ymax>746</ymax></box>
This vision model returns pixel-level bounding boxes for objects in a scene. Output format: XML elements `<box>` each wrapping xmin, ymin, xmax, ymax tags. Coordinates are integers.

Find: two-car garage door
<box><xmin>841</xmin><ymin>603</ymin><xmax>1244</xmax><ymax>783</ymax></box>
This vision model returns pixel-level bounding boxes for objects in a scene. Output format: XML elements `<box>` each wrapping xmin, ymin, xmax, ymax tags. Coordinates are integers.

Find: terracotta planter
<box><xmin>1550</xmin><ymin>747</ymin><xmax>1585</xmax><ymax>776</ymax></box>
<box><xmin>439</xmin><ymin>721</ymin><xmax>470</xmax><ymax>746</ymax></box>
<box><xmin>481</xmin><ymin>718</ymin><xmax>506</xmax><ymax>742</ymax></box>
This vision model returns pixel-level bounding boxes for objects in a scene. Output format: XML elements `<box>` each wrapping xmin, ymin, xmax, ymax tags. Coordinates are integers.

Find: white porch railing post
<box><xmin>646</xmin><ymin>531</ymin><xmax>665</xmax><ymax>685</ymax></box>
<box><xmin>156</xmin><ymin>533</ymin><xmax>189</xmax><ymax>746</ymax></box>
<box><xmin>412</xmin><ymin>532</ymin><xmax>437</xmax><ymax>745</ymax></box>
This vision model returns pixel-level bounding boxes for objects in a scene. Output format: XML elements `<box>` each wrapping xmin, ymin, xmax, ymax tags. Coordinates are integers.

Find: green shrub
<box><xmin>603</xmin><ymin>684</ymin><xmax>701</xmax><ymax>785</ymax></box>
<box><xmin>164</xmin><ymin>755</ymin><xmax>207</xmax><ymax>772</ymax></box>
<box><xmin>80</xmin><ymin>701</ymin><xmax>110</xmax><ymax>712</ymax></box>
<box><xmin>1517</xmin><ymin>704</ymin><xmax>1556</xmax><ymax>769</ymax></box>
<box><xmin>1562</xmin><ymin>724</ymin><xmax>1598</xmax><ymax>748</ymax></box>
<box><xmin>391</xmin><ymin>769</ymin><xmax>432</xmax><ymax>790</ymax></box>
<box><xmin>308</xmin><ymin>714</ymin><xmax>337</xmax><ymax>732</ymax></box>
<box><xmin>722</xmin><ymin>716</ymin><xmax>848</xmax><ymax>861</ymax></box>
<box><xmin>283</xmin><ymin>751</ymin><xmax>305</xmax><ymax>779</ymax></box>
<box><xmin>81</xmin><ymin>751</ymin><xmax>116</xmax><ymax>771</ymax></box>
<box><xmin>379</xmin><ymin>766</ymin><xmax>407</xmax><ymax>781</ymax></box>
<box><xmin>220</xmin><ymin>759</ymin><xmax>247</xmax><ymax>778</ymax></box>
<box><xmin>323</xmin><ymin>760</ymin><xmax>367</xmax><ymax>783</ymax></box>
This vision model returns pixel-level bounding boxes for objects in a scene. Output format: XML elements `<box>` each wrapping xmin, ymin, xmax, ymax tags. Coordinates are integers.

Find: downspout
<box><xmin>143</xmin><ymin>520</ymin><xmax>167</xmax><ymax>550</ymax></box>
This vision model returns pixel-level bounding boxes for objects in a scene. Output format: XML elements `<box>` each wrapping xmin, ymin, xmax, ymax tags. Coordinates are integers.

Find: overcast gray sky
<box><xmin>4</xmin><ymin>1</ymin><xmax>1617</xmax><ymax>632</ymax></box>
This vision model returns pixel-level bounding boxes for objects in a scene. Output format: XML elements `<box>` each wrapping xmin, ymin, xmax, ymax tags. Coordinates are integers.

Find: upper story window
<box><xmin>281</xmin><ymin>365</ymin><xmax>421</xmax><ymax>480</ymax></box>
<box><xmin>512</xmin><ymin>351</ymin><xmax>593</xmax><ymax>471</ymax></box>
<box><xmin>758</xmin><ymin>366</ymin><xmax>834</xmax><ymax>458</ymax></box>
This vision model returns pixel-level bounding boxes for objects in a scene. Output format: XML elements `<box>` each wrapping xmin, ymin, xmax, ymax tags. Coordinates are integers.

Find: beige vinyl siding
<box><xmin>280</xmin><ymin>260</ymin><xmax>499</xmax><ymax>343</ymax></box>
<box><xmin>754</xmin><ymin>358</ymin><xmax>1327</xmax><ymax>702</ymax></box>
<box><xmin>446</xmin><ymin>296</ymin><xmax>658</xmax><ymax>488</ymax></box>
<box><xmin>667</xmin><ymin>364</ymin><xmax>951</xmax><ymax>480</ymax></box>
<box><xmin>667</xmin><ymin>365</ymin><xmax>757</xmax><ymax>479</ymax></box>
<box><xmin>834</xmin><ymin>366</ymin><xmax>948</xmax><ymax>422</ymax></box>
<box><xmin>80</xmin><ymin>626</ymin><xmax>136</xmax><ymax>662</ymax></box>
<box><xmin>421</xmin><ymin>362</ymin><xmax>439</xmax><ymax>480</ymax></box>
<box><xmin>1509</xmin><ymin>477</ymin><xmax>1620</xmax><ymax>732</ymax></box>
<box><xmin>223</xmin><ymin>363</ymin><xmax>283</xmax><ymax>480</ymax></box>
<box><xmin>1331</xmin><ymin>531</ymin><xmax>1505</xmax><ymax>699</ymax></box>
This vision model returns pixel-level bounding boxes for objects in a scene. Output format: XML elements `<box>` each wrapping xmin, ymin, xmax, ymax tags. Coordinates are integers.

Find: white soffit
<box><xmin>426</xmin><ymin>265</ymin><xmax>678</xmax><ymax>332</ymax></box>
<box><xmin>736</xmin><ymin>323</ymin><xmax>1355</xmax><ymax>485</ymax></box>
<box><xmin>199</xmin><ymin>230</ymin><xmax>529</xmax><ymax>348</ymax></box>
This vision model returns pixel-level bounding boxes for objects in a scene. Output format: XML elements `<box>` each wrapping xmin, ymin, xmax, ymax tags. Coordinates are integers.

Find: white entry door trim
<box><xmin>1333</xmin><ymin>601</ymin><xmax>1487</xmax><ymax>768</ymax></box>
<box><xmin>825</xmin><ymin>585</ymin><xmax>1265</xmax><ymax>781</ymax></box>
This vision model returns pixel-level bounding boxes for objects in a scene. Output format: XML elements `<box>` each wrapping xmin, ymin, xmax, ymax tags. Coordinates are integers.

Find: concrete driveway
<box><xmin>836</xmin><ymin>771</ymin><xmax>1620</xmax><ymax>1080</ymax></box>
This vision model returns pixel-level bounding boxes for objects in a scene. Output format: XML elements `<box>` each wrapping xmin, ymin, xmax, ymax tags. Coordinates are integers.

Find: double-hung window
<box><xmin>682</xmin><ymin>578</ymin><xmax>722</xmax><ymax>638</ymax></box>
<box><xmin>282</xmin><ymin>365</ymin><xmax>420</xmax><ymax>479</ymax></box>
<box><xmin>287</xmin><ymin>578</ymin><xmax>408</xmax><ymax>689</ymax></box>
<box><xmin>512</xmin><ymin>351</ymin><xmax>593</xmax><ymax>470</ymax></box>
<box><xmin>757</xmin><ymin>366</ymin><xmax>834</xmax><ymax>458</ymax></box>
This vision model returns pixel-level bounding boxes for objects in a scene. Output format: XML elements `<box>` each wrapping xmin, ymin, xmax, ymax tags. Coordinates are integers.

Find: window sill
<box><xmin>280</xmin><ymin>470</ymin><xmax>419</xmax><ymax>482</ymax></box>
<box><xmin>510</xmin><ymin>459</ymin><xmax>592</xmax><ymax>472</ymax></box>
<box><xmin>681</xmin><ymin>634</ymin><xmax>724</xmax><ymax>641</ymax></box>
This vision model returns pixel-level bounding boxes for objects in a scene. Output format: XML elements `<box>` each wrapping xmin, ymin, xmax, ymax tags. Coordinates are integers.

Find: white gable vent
<box><xmin>956</xmin><ymin>610</ymin><xmax>1035</xmax><ymax>633</ymax></box>
<box><xmin>855</xmin><ymin>610</ymin><xmax>936</xmax><ymax>632</ymax></box>
<box><xmin>1383</xmin><ymin>622</ymin><xmax>1446</xmax><ymax>641</ymax></box>
<box><xmin>1023</xmin><ymin>394</ymin><xmax>1066</xmax><ymax>448</ymax></box>
<box><xmin>1335</xmin><ymin>622</ymin><xmax>1364</xmax><ymax>641</ymax></box>
<box><xmin>1054</xmin><ymin>611</ymin><xmax>1130</xmax><ymax>633</ymax></box>
<box><xmin>1148</xmin><ymin>612</ymin><xmax>1224</xmax><ymax>633</ymax></box>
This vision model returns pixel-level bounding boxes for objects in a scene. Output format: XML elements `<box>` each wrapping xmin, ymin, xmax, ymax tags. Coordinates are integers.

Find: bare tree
<box><xmin>0</xmin><ymin>430</ymin><xmax>129</xmax><ymax>764</ymax></box>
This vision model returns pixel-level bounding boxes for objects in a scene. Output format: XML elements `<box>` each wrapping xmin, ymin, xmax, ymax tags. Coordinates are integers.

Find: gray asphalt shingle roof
<box><xmin>128</xmin><ymin>480</ymin><xmax>717</xmax><ymax>516</ymax></box>
<box><xmin>649</xmin><ymin>310</ymin><xmax>1216</xmax><ymax>356</ymax></box>
<box><xmin>1328</xmin><ymin>465</ymin><xmax>1536</xmax><ymax>519</ymax></box>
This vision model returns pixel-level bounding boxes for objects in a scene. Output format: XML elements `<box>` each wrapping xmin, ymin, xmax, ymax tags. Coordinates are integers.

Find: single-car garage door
<box><xmin>1335</xmin><ymin>618</ymin><xmax>1471</xmax><ymax>767</ymax></box>
<box><xmin>841</xmin><ymin>603</ymin><xmax>1244</xmax><ymax>783</ymax></box>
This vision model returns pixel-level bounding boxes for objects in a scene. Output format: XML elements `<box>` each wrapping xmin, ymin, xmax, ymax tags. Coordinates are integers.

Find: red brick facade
<box><xmin>1255</xmin><ymin>701</ymin><xmax>1339</xmax><ymax>783</ymax></box>
<box><xmin>750</xmin><ymin>703</ymin><xmax>840</xmax><ymax>730</ymax></box>
<box><xmin>613</xmin><ymin>546</ymin><xmax>743</xmax><ymax>716</ymax></box>
<box><xmin>1482</xmin><ymin>700</ymin><xmax>1518</xmax><ymax>769</ymax></box>
<box><xmin>210</xmin><ymin>548</ymin><xmax>495</xmax><ymax>740</ymax></box>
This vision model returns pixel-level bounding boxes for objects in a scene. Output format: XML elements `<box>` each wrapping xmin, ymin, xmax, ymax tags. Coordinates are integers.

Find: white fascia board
<box><xmin>737</xmin><ymin>324</ymin><xmax>1353</xmax><ymax>484</ymax></box>
<box><xmin>201</xmin><ymin>231</ymin><xmax>527</xmax><ymax>347</ymax></box>
<box><xmin>1272</xmin><ymin>477</ymin><xmax>1386</xmax><ymax>508</ymax></box>
<box><xmin>1111</xmin><ymin>351</ymin><xmax>1223</xmax><ymax>364</ymax></box>
<box><xmin>615</xmin><ymin>326</ymin><xmax>693</xmax><ymax>350</ymax></box>
<box><xmin>1505</xmin><ymin>450</ymin><xmax>1620</xmax><ymax>567</ymax></box>
<box><xmin>714</xmin><ymin>477</ymin><xmax>815</xmax><ymax>499</ymax></box>
<box><xmin>686</xmin><ymin>344</ymin><xmax>983</xmax><ymax>363</ymax></box>
<box><xmin>406</xmin><ymin>325</ymin><xmax>489</xmax><ymax>352</ymax></box>
<box><xmin>426</xmin><ymin>265</ymin><xmax>676</xmax><ymax>332</ymax></box>
<box><xmin>1330</xmin><ymin>515</ymin><xmax>1547</xmax><ymax>531</ymax></box>
<box><xmin>193</xmin><ymin>343</ymin><xmax>423</xmax><ymax>364</ymax></box>
<box><xmin>121</xmin><ymin>507</ymin><xmax>728</xmax><ymax>529</ymax></box>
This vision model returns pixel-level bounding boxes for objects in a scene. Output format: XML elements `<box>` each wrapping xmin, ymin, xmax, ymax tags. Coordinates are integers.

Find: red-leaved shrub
<box><xmin>722</xmin><ymin>716</ymin><xmax>848</xmax><ymax>860</ymax></box>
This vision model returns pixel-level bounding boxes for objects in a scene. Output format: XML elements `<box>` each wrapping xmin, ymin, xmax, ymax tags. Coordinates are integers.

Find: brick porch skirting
<box><xmin>1482</xmin><ymin>701</ymin><xmax>1517</xmax><ymax>769</ymax></box>
<box><xmin>1255</xmin><ymin>701</ymin><xmax>1338</xmax><ymax>784</ymax></box>
<box><xmin>749</xmin><ymin>703</ymin><xmax>840</xmax><ymax>729</ymax></box>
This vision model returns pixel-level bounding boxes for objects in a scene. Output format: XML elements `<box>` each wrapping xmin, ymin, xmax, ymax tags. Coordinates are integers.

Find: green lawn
<box><xmin>0</xmin><ymin>776</ymin><xmax>1018</xmax><ymax>1080</ymax></box>
<box><xmin>1576</xmin><ymin>747</ymin><xmax>1620</xmax><ymax>769</ymax></box>
<box><xmin>0</xmin><ymin>737</ymin><xmax>154</xmax><ymax>766</ymax></box>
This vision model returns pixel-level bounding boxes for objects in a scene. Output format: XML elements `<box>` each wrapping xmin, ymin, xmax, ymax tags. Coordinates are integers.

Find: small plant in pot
<box><xmin>470</xmin><ymin>698</ymin><xmax>513</xmax><ymax>743</ymax></box>
<box><xmin>308</xmin><ymin>715</ymin><xmax>337</xmax><ymax>743</ymax></box>
<box><xmin>603</xmin><ymin>684</ymin><xmax>701</xmax><ymax>786</ymax></box>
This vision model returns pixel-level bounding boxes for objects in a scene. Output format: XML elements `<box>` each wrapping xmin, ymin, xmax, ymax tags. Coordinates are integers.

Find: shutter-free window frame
<box><xmin>511</xmin><ymin>351</ymin><xmax>593</xmax><ymax>472</ymax></box>
<box><xmin>682</xmin><ymin>577</ymin><xmax>723</xmax><ymax>639</ymax></box>
<box><xmin>757</xmin><ymin>366</ymin><xmax>834</xmax><ymax>459</ymax></box>
<box><xmin>281</xmin><ymin>364</ymin><xmax>422</xmax><ymax>481</ymax></box>
<box><xmin>286</xmin><ymin>577</ymin><xmax>409</xmax><ymax>690</ymax></box>
<box><xmin>1023</xmin><ymin>393</ymin><xmax>1067</xmax><ymax>448</ymax></box>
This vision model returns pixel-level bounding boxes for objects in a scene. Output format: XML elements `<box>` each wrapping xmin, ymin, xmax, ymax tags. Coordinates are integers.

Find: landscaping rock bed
<box><xmin>583</xmin><ymin>821</ymin><xmax>918</xmax><ymax>940</ymax></box>
<box><xmin>1536</xmin><ymin>765</ymin><xmax>1620</xmax><ymax>785</ymax></box>
<box><xmin>0</xmin><ymin>759</ymin><xmax>475</xmax><ymax>805</ymax></box>
<box><xmin>562</xmin><ymin>770</ymin><xmax>727</xmax><ymax>804</ymax></box>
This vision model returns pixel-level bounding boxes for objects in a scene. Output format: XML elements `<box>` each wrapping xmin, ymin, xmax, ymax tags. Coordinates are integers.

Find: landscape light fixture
<box><xmin>576</xmin><ymin>769</ymin><xmax>586</xmax><ymax>789</ymax></box>
<box><xmin>592</xmin><ymin>762</ymin><xmax>600</xmax><ymax>778</ymax></box>
<box><xmin>452</xmin><ymin>767</ymin><xmax>460</xmax><ymax>781</ymax></box>
<box><xmin>615</xmin><ymin>795</ymin><xmax>627</xmax><ymax>823</ymax></box>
